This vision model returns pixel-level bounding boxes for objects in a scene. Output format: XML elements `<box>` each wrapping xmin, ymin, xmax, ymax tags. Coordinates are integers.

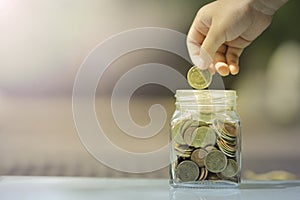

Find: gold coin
<box><xmin>205</xmin><ymin>145</ymin><xmax>217</xmax><ymax>152</ymax></box>
<box><xmin>198</xmin><ymin>167</ymin><xmax>209</xmax><ymax>181</ymax></box>
<box><xmin>183</xmin><ymin>126</ymin><xmax>198</xmax><ymax>146</ymax></box>
<box><xmin>198</xmin><ymin>113</ymin><xmax>214</xmax><ymax>123</ymax></box>
<box><xmin>187</xmin><ymin>66</ymin><xmax>212</xmax><ymax>89</ymax></box>
<box><xmin>181</xmin><ymin>119</ymin><xmax>198</xmax><ymax>135</ymax></box>
<box><xmin>174</xmin><ymin>144</ymin><xmax>194</xmax><ymax>158</ymax></box>
<box><xmin>190</xmin><ymin>126</ymin><xmax>216</xmax><ymax>148</ymax></box>
<box><xmin>171</xmin><ymin>120</ymin><xmax>185</xmax><ymax>145</ymax></box>
<box><xmin>217</xmin><ymin>138</ymin><xmax>236</xmax><ymax>157</ymax></box>
<box><xmin>174</xmin><ymin>149</ymin><xmax>191</xmax><ymax>158</ymax></box>
<box><xmin>204</xmin><ymin>150</ymin><xmax>227</xmax><ymax>173</ymax></box>
<box><xmin>222</xmin><ymin>122</ymin><xmax>238</xmax><ymax>138</ymax></box>
<box><xmin>203</xmin><ymin>167</ymin><xmax>209</xmax><ymax>180</ymax></box>
<box><xmin>174</xmin><ymin>144</ymin><xmax>194</xmax><ymax>152</ymax></box>
<box><xmin>218</xmin><ymin>138</ymin><xmax>236</xmax><ymax>152</ymax></box>
<box><xmin>198</xmin><ymin>120</ymin><xmax>210</xmax><ymax>127</ymax></box>
<box><xmin>212</xmin><ymin>118</ymin><xmax>237</xmax><ymax>143</ymax></box>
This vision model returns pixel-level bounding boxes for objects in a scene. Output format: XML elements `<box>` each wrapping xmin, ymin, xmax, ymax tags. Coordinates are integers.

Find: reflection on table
<box><xmin>170</xmin><ymin>180</ymin><xmax>300</xmax><ymax>200</ymax></box>
<box><xmin>1</xmin><ymin>177</ymin><xmax>300</xmax><ymax>200</ymax></box>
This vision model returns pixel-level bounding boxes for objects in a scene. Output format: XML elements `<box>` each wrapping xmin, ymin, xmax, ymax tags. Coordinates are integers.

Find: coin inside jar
<box><xmin>190</xmin><ymin>126</ymin><xmax>216</xmax><ymax>148</ymax></box>
<box><xmin>191</xmin><ymin>148</ymin><xmax>208</xmax><ymax>167</ymax></box>
<box><xmin>222</xmin><ymin>122</ymin><xmax>238</xmax><ymax>138</ymax></box>
<box><xmin>220</xmin><ymin>159</ymin><xmax>239</xmax><ymax>178</ymax></box>
<box><xmin>176</xmin><ymin>160</ymin><xmax>200</xmax><ymax>182</ymax></box>
<box><xmin>204</xmin><ymin>150</ymin><xmax>227</xmax><ymax>173</ymax></box>
<box><xmin>171</xmin><ymin>120</ymin><xmax>185</xmax><ymax>145</ymax></box>
<box><xmin>170</xmin><ymin>90</ymin><xmax>241</xmax><ymax>187</ymax></box>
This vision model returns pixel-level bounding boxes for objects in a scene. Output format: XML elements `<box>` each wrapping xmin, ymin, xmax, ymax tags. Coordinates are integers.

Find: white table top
<box><xmin>0</xmin><ymin>176</ymin><xmax>300</xmax><ymax>200</ymax></box>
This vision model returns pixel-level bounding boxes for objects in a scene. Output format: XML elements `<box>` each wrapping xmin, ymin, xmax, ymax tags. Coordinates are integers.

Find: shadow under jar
<box><xmin>170</xmin><ymin>90</ymin><xmax>241</xmax><ymax>188</ymax></box>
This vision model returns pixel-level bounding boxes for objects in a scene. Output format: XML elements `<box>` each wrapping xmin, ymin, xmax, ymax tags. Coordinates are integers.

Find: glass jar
<box><xmin>169</xmin><ymin>90</ymin><xmax>241</xmax><ymax>188</ymax></box>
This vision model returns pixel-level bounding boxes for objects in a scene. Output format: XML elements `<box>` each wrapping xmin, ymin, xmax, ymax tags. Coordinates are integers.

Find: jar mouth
<box><xmin>175</xmin><ymin>89</ymin><xmax>237</xmax><ymax>106</ymax></box>
<box><xmin>176</xmin><ymin>89</ymin><xmax>236</xmax><ymax>95</ymax></box>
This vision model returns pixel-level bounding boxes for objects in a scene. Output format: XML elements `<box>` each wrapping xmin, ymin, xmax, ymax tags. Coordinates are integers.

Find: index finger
<box><xmin>187</xmin><ymin>23</ymin><xmax>211</xmax><ymax>70</ymax></box>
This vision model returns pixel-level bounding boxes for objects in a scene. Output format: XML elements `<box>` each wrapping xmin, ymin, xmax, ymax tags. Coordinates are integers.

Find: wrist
<box><xmin>249</xmin><ymin>0</ymin><xmax>288</xmax><ymax>15</ymax></box>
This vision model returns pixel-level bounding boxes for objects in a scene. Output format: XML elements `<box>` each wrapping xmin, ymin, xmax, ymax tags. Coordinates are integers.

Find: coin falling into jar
<box><xmin>187</xmin><ymin>66</ymin><xmax>212</xmax><ymax>89</ymax></box>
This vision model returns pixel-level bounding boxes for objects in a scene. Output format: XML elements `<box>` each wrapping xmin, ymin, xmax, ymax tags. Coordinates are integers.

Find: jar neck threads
<box><xmin>175</xmin><ymin>90</ymin><xmax>237</xmax><ymax>109</ymax></box>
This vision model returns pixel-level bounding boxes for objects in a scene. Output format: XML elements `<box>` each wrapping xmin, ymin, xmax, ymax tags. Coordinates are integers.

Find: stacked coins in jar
<box><xmin>169</xmin><ymin>90</ymin><xmax>241</xmax><ymax>188</ymax></box>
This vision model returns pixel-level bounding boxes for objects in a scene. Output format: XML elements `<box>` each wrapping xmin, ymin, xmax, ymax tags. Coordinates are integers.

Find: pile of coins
<box><xmin>171</xmin><ymin>118</ymin><xmax>240</xmax><ymax>183</ymax></box>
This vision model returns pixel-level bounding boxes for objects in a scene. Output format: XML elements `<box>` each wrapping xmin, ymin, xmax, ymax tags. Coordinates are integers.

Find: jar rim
<box><xmin>175</xmin><ymin>89</ymin><xmax>237</xmax><ymax>106</ymax></box>
<box><xmin>175</xmin><ymin>89</ymin><xmax>236</xmax><ymax>95</ymax></box>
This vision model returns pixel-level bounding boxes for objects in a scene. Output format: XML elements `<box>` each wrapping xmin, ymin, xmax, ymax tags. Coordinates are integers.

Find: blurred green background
<box><xmin>0</xmin><ymin>0</ymin><xmax>299</xmax><ymax>179</ymax></box>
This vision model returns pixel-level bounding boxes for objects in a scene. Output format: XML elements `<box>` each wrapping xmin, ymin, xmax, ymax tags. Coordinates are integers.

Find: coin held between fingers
<box><xmin>191</xmin><ymin>55</ymin><xmax>206</xmax><ymax>70</ymax></box>
<box><xmin>187</xmin><ymin>66</ymin><xmax>212</xmax><ymax>89</ymax></box>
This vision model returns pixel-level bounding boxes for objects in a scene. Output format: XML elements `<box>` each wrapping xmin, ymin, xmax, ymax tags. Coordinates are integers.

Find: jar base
<box><xmin>169</xmin><ymin>180</ymin><xmax>240</xmax><ymax>189</ymax></box>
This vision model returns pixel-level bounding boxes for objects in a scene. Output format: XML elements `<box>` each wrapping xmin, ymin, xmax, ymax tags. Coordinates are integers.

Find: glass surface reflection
<box><xmin>169</xmin><ymin>181</ymin><xmax>300</xmax><ymax>200</ymax></box>
<box><xmin>169</xmin><ymin>187</ymin><xmax>241</xmax><ymax>200</ymax></box>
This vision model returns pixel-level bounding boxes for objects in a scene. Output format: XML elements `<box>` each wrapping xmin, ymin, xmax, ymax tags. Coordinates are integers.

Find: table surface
<box><xmin>0</xmin><ymin>176</ymin><xmax>300</xmax><ymax>200</ymax></box>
